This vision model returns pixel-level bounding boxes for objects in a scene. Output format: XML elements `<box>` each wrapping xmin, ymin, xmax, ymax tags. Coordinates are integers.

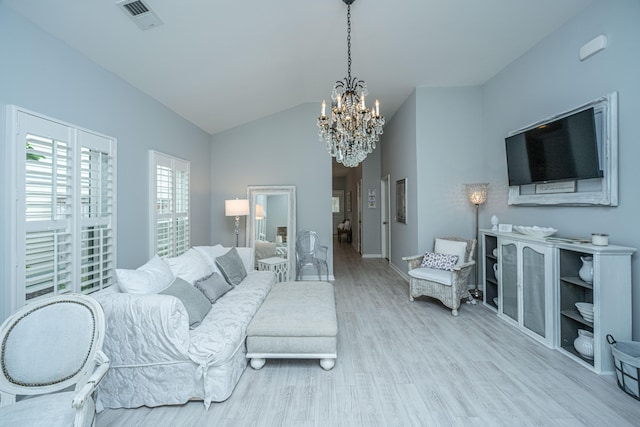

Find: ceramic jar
<box><xmin>574</xmin><ymin>329</ymin><xmax>594</xmax><ymax>359</ymax></box>
<box><xmin>578</xmin><ymin>256</ymin><xmax>593</xmax><ymax>284</ymax></box>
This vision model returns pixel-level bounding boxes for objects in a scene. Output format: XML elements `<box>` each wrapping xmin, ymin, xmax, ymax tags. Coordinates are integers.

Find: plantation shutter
<box><xmin>175</xmin><ymin>162</ymin><xmax>190</xmax><ymax>256</ymax></box>
<box><xmin>150</xmin><ymin>151</ymin><xmax>190</xmax><ymax>258</ymax></box>
<box><xmin>21</xmin><ymin>118</ymin><xmax>73</xmax><ymax>301</ymax></box>
<box><xmin>78</xmin><ymin>131</ymin><xmax>116</xmax><ymax>293</ymax></box>
<box><xmin>13</xmin><ymin>109</ymin><xmax>117</xmax><ymax>308</ymax></box>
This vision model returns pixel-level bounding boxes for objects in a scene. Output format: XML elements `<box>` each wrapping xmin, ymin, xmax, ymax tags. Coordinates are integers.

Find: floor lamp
<box><xmin>465</xmin><ymin>183</ymin><xmax>488</xmax><ymax>300</ymax></box>
<box><xmin>225</xmin><ymin>198</ymin><xmax>249</xmax><ymax>247</ymax></box>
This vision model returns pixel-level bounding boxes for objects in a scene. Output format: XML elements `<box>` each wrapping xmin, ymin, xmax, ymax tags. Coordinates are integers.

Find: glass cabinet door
<box><xmin>501</xmin><ymin>242</ymin><xmax>518</xmax><ymax>322</ymax></box>
<box><xmin>522</xmin><ymin>245</ymin><xmax>546</xmax><ymax>337</ymax></box>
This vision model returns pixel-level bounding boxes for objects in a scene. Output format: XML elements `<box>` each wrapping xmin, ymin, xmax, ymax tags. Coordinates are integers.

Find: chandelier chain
<box><xmin>347</xmin><ymin>5</ymin><xmax>351</xmax><ymax>81</ymax></box>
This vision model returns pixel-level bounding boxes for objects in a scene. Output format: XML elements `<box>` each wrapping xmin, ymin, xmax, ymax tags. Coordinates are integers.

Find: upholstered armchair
<box><xmin>403</xmin><ymin>237</ymin><xmax>476</xmax><ymax>316</ymax></box>
<box><xmin>254</xmin><ymin>240</ymin><xmax>277</xmax><ymax>268</ymax></box>
<box><xmin>0</xmin><ymin>294</ymin><xmax>110</xmax><ymax>426</ymax></box>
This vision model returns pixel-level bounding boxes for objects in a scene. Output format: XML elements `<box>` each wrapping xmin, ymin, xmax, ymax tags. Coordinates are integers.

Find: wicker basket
<box><xmin>607</xmin><ymin>335</ymin><xmax>640</xmax><ymax>400</ymax></box>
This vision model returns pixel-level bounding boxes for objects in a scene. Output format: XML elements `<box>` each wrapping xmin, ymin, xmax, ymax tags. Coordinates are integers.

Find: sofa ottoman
<box><xmin>246</xmin><ymin>281</ymin><xmax>337</xmax><ymax>370</ymax></box>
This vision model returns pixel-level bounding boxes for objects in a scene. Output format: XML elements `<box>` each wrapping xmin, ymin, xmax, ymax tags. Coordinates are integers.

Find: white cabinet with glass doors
<box><xmin>496</xmin><ymin>237</ymin><xmax>556</xmax><ymax>348</ymax></box>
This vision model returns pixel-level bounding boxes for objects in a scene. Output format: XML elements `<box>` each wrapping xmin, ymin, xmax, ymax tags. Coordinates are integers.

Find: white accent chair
<box><xmin>0</xmin><ymin>294</ymin><xmax>110</xmax><ymax>427</ymax></box>
<box><xmin>403</xmin><ymin>237</ymin><xmax>476</xmax><ymax>316</ymax></box>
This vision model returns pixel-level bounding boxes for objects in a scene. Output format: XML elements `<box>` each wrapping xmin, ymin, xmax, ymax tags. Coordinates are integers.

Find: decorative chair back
<box><xmin>0</xmin><ymin>294</ymin><xmax>106</xmax><ymax>397</ymax></box>
<box><xmin>438</xmin><ymin>236</ymin><xmax>476</xmax><ymax>263</ymax></box>
<box><xmin>296</xmin><ymin>230</ymin><xmax>322</xmax><ymax>264</ymax></box>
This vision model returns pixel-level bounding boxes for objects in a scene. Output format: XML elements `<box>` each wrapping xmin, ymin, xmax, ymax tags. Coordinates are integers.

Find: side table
<box><xmin>257</xmin><ymin>257</ymin><xmax>289</xmax><ymax>283</ymax></box>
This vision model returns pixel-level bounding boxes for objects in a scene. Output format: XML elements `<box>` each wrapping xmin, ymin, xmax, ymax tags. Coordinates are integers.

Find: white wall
<box><xmin>0</xmin><ymin>5</ymin><xmax>212</xmax><ymax>321</ymax></box>
<box><xmin>381</xmin><ymin>90</ymin><xmax>418</xmax><ymax>270</ymax></box>
<box><xmin>210</xmin><ymin>104</ymin><xmax>334</xmax><ymax>276</ymax></box>
<box><xmin>382</xmin><ymin>87</ymin><xmax>484</xmax><ymax>276</ymax></box>
<box><xmin>415</xmin><ymin>86</ymin><xmax>484</xmax><ymax>270</ymax></box>
<box><xmin>482</xmin><ymin>0</ymin><xmax>640</xmax><ymax>338</ymax></box>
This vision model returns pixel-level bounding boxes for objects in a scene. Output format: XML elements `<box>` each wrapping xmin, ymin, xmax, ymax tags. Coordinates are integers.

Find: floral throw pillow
<box><xmin>420</xmin><ymin>251</ymin><xmax>459</xmax><ymax>271</ymax></box>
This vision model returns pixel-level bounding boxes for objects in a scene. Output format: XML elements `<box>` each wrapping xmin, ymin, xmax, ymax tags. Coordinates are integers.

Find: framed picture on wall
<box><xmin>396</xmin><ymin>179</ymin><xmax>406</xmax><ymax>224</ymax></box>
<box><xmin>346</xmin><ymin>191</ymin><xmax>352</xmax><ymax>212</ymax></box>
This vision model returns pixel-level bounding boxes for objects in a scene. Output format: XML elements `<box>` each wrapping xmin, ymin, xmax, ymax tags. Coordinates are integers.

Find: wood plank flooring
<box><xmin>97</xmin><ymin>241</ymin><xmax>640</xmax><ymax>426</ymax></box>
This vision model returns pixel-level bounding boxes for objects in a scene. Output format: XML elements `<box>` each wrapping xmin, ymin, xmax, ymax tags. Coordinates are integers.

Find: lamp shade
<box><xmin>225</xmin><ymin>199</ymin><xmax>249</xmax><ymax>217</ymax></box>
<box><xmin>255</xmin><ymin>204</ymin><xmax>264</xmax><ymax>220</ymax></box>
<box><xmin>465</xmin><ymin>183</ymin><xmax>489</xmax><ymax>205</ymax></box>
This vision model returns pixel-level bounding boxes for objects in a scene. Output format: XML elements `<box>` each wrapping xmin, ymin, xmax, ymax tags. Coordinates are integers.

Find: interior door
<box><xmin>357</xmin><ymin>180</ymin><xmax>362</xmax><ymax>253</ymax></box>
<box><xmin>381</xmin><ymin>175</ymin><xmax>390</xmax><ymax>260</ymax></box>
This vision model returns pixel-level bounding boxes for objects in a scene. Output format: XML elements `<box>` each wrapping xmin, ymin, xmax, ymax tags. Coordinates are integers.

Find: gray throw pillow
<box><xmin>160</xmin><ymin>277</ymin><xmax>211</xmax><ymax>328</ymax></box>
<box><xmin>195</xmin><ymin>273</ymin><xmax>233</xmax><ymax>303</ymax></box>
<box><xmin>215</xmin><ymin>247</ymin><xmax>247</xmax><ymax>286</ymax></box>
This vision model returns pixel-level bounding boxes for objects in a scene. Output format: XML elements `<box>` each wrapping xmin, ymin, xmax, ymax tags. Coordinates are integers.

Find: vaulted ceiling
<box><xmin>4</xmin><ymin>0</ymin><xmax>593</xmax><ymax>135</ymax></box>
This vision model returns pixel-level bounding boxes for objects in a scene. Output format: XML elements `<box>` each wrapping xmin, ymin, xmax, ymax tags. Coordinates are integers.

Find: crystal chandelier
<box><xmin>317</xmin><ymin>0</ymin><xmax>384</xmax><ymax>168</ymax></box>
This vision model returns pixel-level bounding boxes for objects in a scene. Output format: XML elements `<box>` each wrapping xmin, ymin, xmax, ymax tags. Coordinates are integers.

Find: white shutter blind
<box><xmin>78</xmin><ymin>131</ymin><xmax>115</xmax><ymax>294</ymax></box>
<box><xmin>12</xmin><ymin>109</ymin><xmax>117</xmax><ymax>309</ymax></box>
<box><xmin>150</xmin><ymin>152</ymin><xmax>190</xmax><ymax>258</ymax></box>
<box><xmin>174</xmin><ymin>161</ymin><xmax>190</xmax><ymax>256</ymax></box>
<box><xmin>22</xmin><ymin>129</ymin><xmax>73</xmax><ymax>301</ymax></box>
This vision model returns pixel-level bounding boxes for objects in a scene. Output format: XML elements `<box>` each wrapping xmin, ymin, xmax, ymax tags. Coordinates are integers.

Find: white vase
<box><xmin>578</xmin><ymin>256</ymin><xmax>593</xmax><ymax>284</ymax></box>
<box><xmin>574</xmin><ymin>329</ymin><xmax>594</xmax><ymax>359</ymax></box>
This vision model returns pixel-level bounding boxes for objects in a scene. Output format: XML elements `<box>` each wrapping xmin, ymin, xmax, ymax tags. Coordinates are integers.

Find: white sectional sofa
<box><xmin>93</xmin><ymin>245</ymin><xmax>276</xmax><ymax>410</ymax></box>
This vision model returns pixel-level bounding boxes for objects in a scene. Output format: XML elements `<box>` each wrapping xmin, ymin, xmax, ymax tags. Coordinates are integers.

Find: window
<box><xmin>8</xmin><ymin>107</ymin><xmax>116</xmax><ymax>309</ymax></box>
<box><xmin>332</xmin><ymin>196</ymin><xmax>341</xmax><ymax>213</ymax></box>
<box><xmin>150</xmin><ymin>151</ymin><xmax>190</xmax><ymax>258</ymax></box>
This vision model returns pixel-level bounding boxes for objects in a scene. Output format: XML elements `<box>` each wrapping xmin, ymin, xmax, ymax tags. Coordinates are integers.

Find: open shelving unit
<box><xmin>482</xmin><ymin>233</ymin><xmax>498</xmax><ymax>312</ymax></box>
<box><xmin>558</xmin><ymin>251</ymin><xmax>595</xmax><ymax>366</ymax></box>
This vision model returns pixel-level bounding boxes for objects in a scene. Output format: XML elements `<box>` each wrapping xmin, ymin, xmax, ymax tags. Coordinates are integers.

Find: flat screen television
<box><xmin>505</xmin><ymin>108</ymin><xmax>603</xmax><ymax>186</ymax></box>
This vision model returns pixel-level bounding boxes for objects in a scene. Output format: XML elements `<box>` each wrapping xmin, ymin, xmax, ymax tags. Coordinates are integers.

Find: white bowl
<box><xmin>575</xmin><ymin>302</ymin><xmax>594</xmax><ymax>313</ymax></box>
<box><xmin>513</xmin><ymin>225</ymin><xmax>558</xmax><ymax>238</ymax></box>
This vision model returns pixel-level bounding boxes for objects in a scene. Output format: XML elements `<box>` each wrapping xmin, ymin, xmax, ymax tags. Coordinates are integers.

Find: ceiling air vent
<box><xmin>116</xmin><ymin>0</ymin><xmax>163</xmax><ymax>30</ymax></box>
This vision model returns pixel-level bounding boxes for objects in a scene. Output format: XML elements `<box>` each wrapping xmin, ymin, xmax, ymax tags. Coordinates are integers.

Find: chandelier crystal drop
<box><xmin>317</xmin><ymin>0</ymin><xmax>384</xmax><ymax>168</ymax></box>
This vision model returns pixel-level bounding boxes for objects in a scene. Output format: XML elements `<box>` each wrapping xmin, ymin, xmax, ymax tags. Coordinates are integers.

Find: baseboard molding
<box><xmin>297</xmin><ymin>274</ymin><xmax>336</xmax><ymax>282</ymax></box>
<box><xmin>361</xmin><ymin>254</ymin><xmax>382</xmax><ymax>259</ymax></box>
<box><xmin>389</xmin><ymin>262</ymin><xmax>409</xmax><ymax>282</ymax></box>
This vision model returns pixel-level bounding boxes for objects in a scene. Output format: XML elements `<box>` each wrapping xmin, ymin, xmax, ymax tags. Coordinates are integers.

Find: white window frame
<box><xmin>149</xmin><ymin>151</ymin><xmax>190</xmax><ymax>258</ymax></box>
<box><xmin>4</xmin><ymin>106</ymin><xmax>117</xmax><ymax>315</ymax></box>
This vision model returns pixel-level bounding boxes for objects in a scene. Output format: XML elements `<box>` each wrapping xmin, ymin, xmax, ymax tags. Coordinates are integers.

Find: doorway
<box><xmin>381</xmin><ymin>174</ymin><xmax>390</xmax><ymax>261</ymax></box>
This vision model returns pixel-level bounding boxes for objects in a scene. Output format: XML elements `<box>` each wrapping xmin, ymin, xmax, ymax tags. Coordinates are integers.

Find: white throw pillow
<box><xmin>193</xmin><ymin>245</ymin><xmax>227</xmax><ymax>274</ymax></box>
<box><xmin>116</xmin><ymin>255</ymin><xmax>175</xmax><ymax>294</ymax></box>
<box><xmin>434</xmin><ymin>238</ymin><xmax>468</xmax><ymax>266</ymax></box>
<box><xmin>165</xmin><ymin>248</ymin><xmax>212</xmax><ymax>285</ymax></box>
<box><xmin>194</xmin><ymin>245</ymin><xmax>255</xmax><ymax>274</ymax></box>
<box><xmin>234</xmin><ymin>247</ymin><xmax>255</xmax><ymax>273</ymax></box>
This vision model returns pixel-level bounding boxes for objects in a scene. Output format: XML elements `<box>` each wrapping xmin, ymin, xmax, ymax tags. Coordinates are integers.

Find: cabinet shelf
<box><xmin>560</xmin><ymin>309</ymin><xmax>593</xmax><ymax>327</ymax></box>
<box><xmin>560</xmin><ymin>276</ymin><xmax>593</xmax><ymax>290</ymax></box>
<box><xmin>560</xmin><ymin>344</ymin><xmax>595</xmax><ymax>364</ymax></box>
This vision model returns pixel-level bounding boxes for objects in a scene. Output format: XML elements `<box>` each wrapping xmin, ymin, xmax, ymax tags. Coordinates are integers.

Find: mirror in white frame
<box><xmin>246</xmin><ymin>185</ymin><xmax>296</xmax><ymax>279</ymax></box>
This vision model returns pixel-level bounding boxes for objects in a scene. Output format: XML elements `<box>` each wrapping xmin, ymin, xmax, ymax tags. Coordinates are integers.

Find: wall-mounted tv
<box><xmin>505</xmin><ymin>107</ymin><xmax>603</xmax><ymax>186</ymax></box>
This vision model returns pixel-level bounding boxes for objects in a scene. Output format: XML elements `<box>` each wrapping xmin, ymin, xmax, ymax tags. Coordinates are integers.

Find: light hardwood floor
<box><xmin>97</xmin><ymin>240</ymin><xmax>640</xmax><ymax>426</ymax></box>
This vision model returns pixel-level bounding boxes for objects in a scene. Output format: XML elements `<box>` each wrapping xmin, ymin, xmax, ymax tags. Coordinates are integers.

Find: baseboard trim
<box><xmin>362</xmin><ymin>254</ymin><xmax>382</xmax><ymax>259</ymax></box>
<box><xmin>297</xmin><ymin>275</ymin><xmax>336</xmax><ymax>282</ymax></box>
<box><xmin>389</xmin><ymin>262</ymin><xmax>409</xmax><ymax>282</ymax></box>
